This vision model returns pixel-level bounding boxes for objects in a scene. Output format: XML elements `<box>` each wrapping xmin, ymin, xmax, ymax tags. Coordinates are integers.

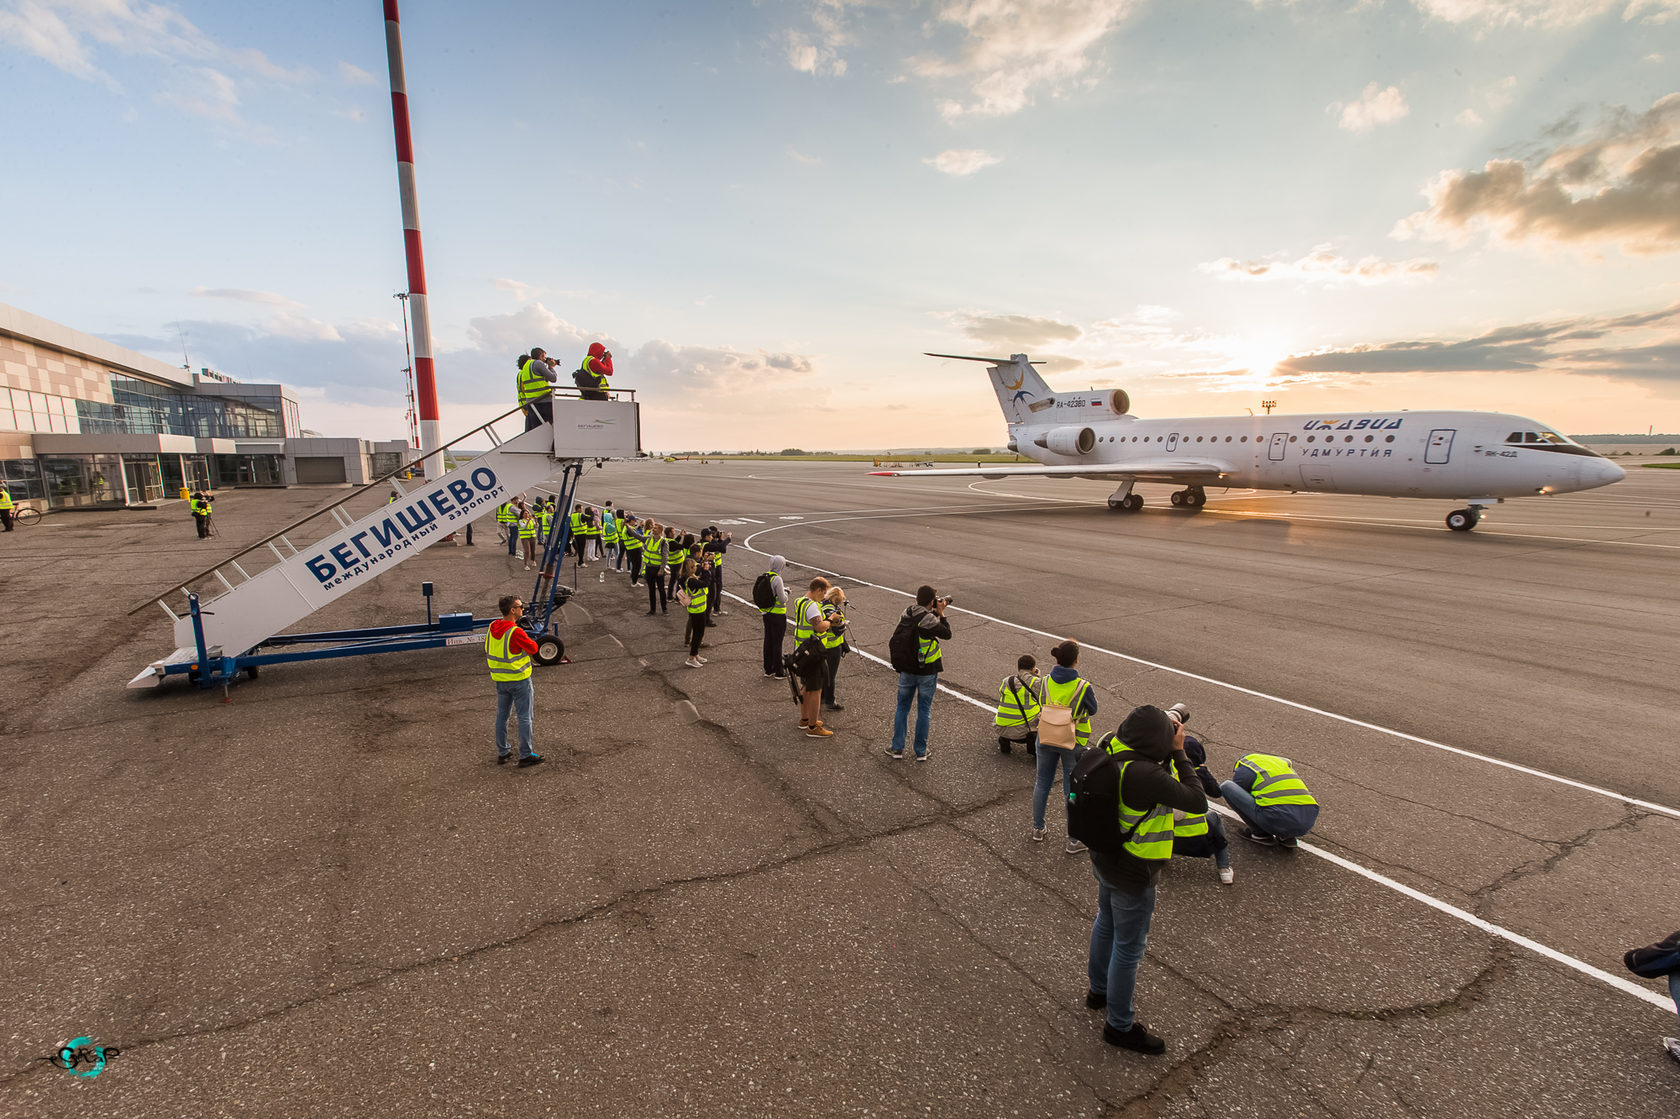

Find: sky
<box><xmin>2</xmin><ymin>0</ymin><xmax>1678</xmax><ymax>450</ymax></box>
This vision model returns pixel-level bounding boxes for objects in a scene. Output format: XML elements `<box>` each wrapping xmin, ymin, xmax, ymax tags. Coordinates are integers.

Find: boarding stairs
<box><xmin>127</xmin><ymin>394</ymin><xmax>640</xmax><ymax>688</ymax></box>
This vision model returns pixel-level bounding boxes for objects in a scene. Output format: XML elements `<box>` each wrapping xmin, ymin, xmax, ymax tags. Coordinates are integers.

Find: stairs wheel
<box><xmin>534</xmin><ymin>633</ymin><xmax>565</xmax><ymax>666</ymax></box>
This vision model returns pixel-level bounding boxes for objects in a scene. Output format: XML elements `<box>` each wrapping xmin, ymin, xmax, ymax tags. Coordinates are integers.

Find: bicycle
<box><xmin>7</xmin><ymin>506</ymin><xmax>41</xmax><ymax>527</ymax></box>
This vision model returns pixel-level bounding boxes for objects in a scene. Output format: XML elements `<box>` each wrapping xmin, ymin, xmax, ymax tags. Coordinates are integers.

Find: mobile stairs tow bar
<box><xmin>126</xmin><ymin>392</ymin><xmax>641</xmax><ymax>691</ymax></box>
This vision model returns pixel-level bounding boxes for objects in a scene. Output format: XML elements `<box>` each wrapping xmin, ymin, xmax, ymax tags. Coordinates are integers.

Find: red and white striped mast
<box><xmin>383</xmin><ymin>0</ymin><xmax>442</xmax><ymax>478</ymax></box>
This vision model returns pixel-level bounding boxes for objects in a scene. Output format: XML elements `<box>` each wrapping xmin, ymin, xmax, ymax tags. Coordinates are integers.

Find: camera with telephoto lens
<box><xmin>938</xmin><ymin>594</ymin><xmax>955</xmax><ymax>607</ymax></box>
<box><xmin>1166</xmin><ymin>702</ymin><xmax>1190</xmax><ymax>728</ymax></box>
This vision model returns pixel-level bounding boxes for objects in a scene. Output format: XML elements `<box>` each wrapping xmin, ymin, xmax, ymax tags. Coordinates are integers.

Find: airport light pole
<box><xmin>383</xmin><ymin>0</ymin><xmax>442</xmax><ymax>478</ymax></box>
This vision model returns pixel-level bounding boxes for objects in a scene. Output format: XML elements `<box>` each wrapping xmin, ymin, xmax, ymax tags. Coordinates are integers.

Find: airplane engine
<box><xmin>1033</xmin><ymin>425</ymin><xmax>1097</xmax><ymax>456</ymax></box>
<box><xmin>1109</xmin><ymin>390</ymin><xmax>1130</xmax><ymax>415</ymax></box>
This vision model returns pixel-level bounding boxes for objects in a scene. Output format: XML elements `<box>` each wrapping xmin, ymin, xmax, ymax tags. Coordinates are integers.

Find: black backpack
<box><xmin>1624</xmin><ymin>930</ymin><xmax>1680</xmax><ymax>978</ymax></box>
<box><xmin>1067</xmin><ymin>734</ymin><xmax>1158</xmax><ymax>854</ymax></box>
<box><xmin>572</xmin><ymin>365</ymin><xmax>593</xmax><ymax>389</ymax></box>
<box><xmin>786</xmin><ymin>635</ymin><xmax>825</xmax><ymax>675</ymax></box>
<box><xmin>751</xmin><ymin>572</ymin><xmax>776</xmax><ymax>610</ymax></box>
<box><xmin>888</xmin><ymin>613</ymin><xmax>921</xmax><ymax>673</ymax></box>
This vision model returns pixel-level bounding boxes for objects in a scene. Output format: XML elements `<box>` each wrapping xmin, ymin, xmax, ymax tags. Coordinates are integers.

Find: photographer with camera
<box><xmin>818</xmin><ymin>586</ymin><xmax>850</xmax><ymax>712</ymax></box>
<box><xmin>517</xmin><ymin>348</ymin><xmax>560</xmax><ymax>430</ymax></box>
<box><xmin>885</xmin><ymin>585</ymin><xmax>952</xmax><ymax>762</ymax></box>
<box><xmin>576</xmin><ymin>342</ymin><xmax>613</xmax><ymax>401</ymax></box>
<box><xmin>790</xmin><ymin>578</ymin><xmax>834</xmax><ymax>737</ymax></box>
<box><xmin>1168</xmin><ymin>710</ymin><xmax>1235</xmax><ymax>885</ymax></box>
<box><xmin>1071</xmin><ymin>704</ymin><xmax>1208</xmax><ymax>1055</ymax></box>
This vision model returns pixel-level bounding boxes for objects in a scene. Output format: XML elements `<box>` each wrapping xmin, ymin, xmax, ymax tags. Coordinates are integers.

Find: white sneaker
<box><xmin>1218</xmin><ymin>866</ymin><xmax>1235</xmax><ymax>885</ymax></box>
<box><xmin>1031</xmin><ymin>828</ymin><xmax>1046</xmax><ymax>843</ymax></box>
<box><xmin>684</xmin><ymin>657</ymin><xmax>703</xmax><ymax>668</ymax></box>
<box><xmin>696</xmin><ymin>656</ymin><xmax>708</xmax><ymax>664</ymax></box>
<box><xmin>1664</xmin><ymin>1037</ymin><xmax>1680</xmax><ymax>1065</ymax></box>
<box><xmin>1065</xmin><ymin>838</ymin><xmax>1087</xmax><ymax>854</ymax></box>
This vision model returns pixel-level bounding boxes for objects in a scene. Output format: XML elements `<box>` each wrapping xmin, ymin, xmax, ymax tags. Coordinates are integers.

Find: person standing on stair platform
<box><xmin>518</xmin><ymin>348</ymin><xmax>559</xmax><ymax>430</ymax></box>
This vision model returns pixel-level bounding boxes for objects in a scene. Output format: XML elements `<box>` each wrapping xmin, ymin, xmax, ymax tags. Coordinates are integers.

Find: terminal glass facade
<box><xmin>73</xmin><ymin>376</ymin><xmax>296</xmax><ymax>439</ymax></box>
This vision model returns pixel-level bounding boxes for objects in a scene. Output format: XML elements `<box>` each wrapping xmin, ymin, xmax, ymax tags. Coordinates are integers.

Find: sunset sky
<box><xmin>3</xmin><ymin>0</ymin><xmax>1678</xmax><ymax>449</ymax></box>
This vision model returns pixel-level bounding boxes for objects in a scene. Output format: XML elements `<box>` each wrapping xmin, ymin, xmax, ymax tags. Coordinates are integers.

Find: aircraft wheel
<box><xmin>534</xmin><ymin>632</ymin><xmax>565</xmax><ymax>666</ymax></box>
<box><xmin>1122</xmin><ymin>494</ymin><xmax>1144</xmax><ymax>513</ymax></box>
<box><xmin>1169</xmin><ymin>490</ymin><xmax>1185</xmax><ymax>507</ymax></box>
<box><xmin>1445</xmin><ymin>508</ymin><xmax>1478</xmax><ymax>532</ymax></box>
<box><xmin>1107</xmin><ymin>497</ymin><xmax>1123</xmax><ymax>510</ymax></box>
<box><xmin>1189</xmin><ymin>488</ymin><xmax>1207</xmax><ymax>507</ymax></box>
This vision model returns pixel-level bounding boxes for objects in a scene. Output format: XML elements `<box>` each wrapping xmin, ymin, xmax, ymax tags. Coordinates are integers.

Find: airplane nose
<box><xmin>1586</xmin><ymin>457</ymin><xmax>1626</xmax><ymax>489</ymax></box>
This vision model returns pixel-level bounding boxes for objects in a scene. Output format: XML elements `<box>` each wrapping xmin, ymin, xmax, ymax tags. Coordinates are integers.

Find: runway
<box><xmin>619</xmin><ymin>460</ymin><xmax>1680</xmax><ymax>1028</ymax></box>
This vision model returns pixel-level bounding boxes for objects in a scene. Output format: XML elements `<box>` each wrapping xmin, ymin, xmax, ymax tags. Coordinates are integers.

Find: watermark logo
<box><xmin>39</xmin><ymin>1037</ymin><xmax>120</xmax><ymax>1079</ymax></box>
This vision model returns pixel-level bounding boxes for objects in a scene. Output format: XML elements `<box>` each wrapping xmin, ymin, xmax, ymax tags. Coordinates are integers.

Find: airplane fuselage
<box><xmin>1010</xmin><ymin>406</ymin><xmax>1622</xmax><ymax>501</ymax></box>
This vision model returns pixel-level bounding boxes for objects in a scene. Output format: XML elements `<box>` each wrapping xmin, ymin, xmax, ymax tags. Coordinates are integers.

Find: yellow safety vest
<box><xmin>517</xmin><ymin>358</ymin><xmax>551</xmax><ymax>405</ymax></box>
<box><xmin>994</xmin><ymin>673</ymin><xmax>1043</xmax><ymax>729</ymax></box>
<box><xmin>819</xmin><ymin>606</ymin><xmax>845</xmax><ymax>650</ymax></box>
<box><xmin>760</xmin><ymin>572</ymin><xmax>786</xmax><ymax>615</ymax></box>
<box><xmin>1242</xmin><ymin>754</ymin><xmax>1318</xmax><ymax>808</ymax></box>
<box><xmin>1173</xmin><ymin>812</ymin><xmax>1210</xmax><ymax>840</ymax></box>
<box><xmin>0</xmin><ymin>489</ymin><xmax>12</xmax><ymax>511</ymax></box>
<box><xmin>485</xmin><ymin>624</ymin><xmax>532</xmax><ymax>682</ymax></box>
<box><xmin>519</xmin><ymin>518</ymin><xmax>537</xmax><ymax>540</ymax></box>
<box><xmin>687</xmin><ymin>582</ymin><xmax>709</xmax><ymax>614</ymax></box>
<box><xmin>497</xmin><ymin>503</ymin><xmax>517</xmax><ymax>525</ymax></box>
<box><xmin>1041</xmin><ymin>675</ymin><xmax>1093</xmax><ymax>748</ymax></box>
<box><xmin>792</xmin><ymin>596</ymin><xmax>820</xmax><ymax>643</ymax></box>
<box><xmin>623</xmin><ymin>525</ymin><xmax>643</xmax><ymax>551</ymax></box>
<box><xmin>1103</xmin><ymin>738</ymin><xmax>1176</xmax><ymax>861</ymax></box>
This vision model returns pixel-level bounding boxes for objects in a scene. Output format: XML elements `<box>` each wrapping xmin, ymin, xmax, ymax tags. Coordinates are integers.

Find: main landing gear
<box><xmin>1445</xmin><ymin>507</ymin><xmax>1482</xmax><ymax>532</ymax></box>
<box><xmin>1169</xmin><ymin>486</ymin><xmax>1206</xmax><ymax>509</ymax></box>
<box><xmin>1107</xmin><ymin>481</ymin><xmax>1144</xmax><ymax>513</ymax></box>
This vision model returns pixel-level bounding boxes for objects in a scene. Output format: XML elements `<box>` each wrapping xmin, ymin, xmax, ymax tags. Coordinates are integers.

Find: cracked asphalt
<box><xmin>2</xmin><ymin>461</ymin><xmax>1677</xmax><ymax>1117</ymax></box>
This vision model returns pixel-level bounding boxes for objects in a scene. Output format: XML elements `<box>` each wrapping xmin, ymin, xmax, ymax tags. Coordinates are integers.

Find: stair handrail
<box><xmin>128</xmin><ymin>391</ymin><xmax>631</xmax><ymax>616</ymax></box>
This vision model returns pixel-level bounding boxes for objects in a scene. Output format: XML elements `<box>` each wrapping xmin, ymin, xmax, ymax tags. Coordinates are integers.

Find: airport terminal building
<box><xmin>0</xmin><ymin>302</ymin><xmax>408</xmax><ymax>510</ymax></box>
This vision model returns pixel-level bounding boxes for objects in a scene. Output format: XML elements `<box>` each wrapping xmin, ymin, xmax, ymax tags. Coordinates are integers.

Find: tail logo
<box><xmin>1012</xmin><ymin>390</ymin><xmax>1035</xmax><ymax>404</ymax></box>
<box><xmin>1000</xmin><ymin>369</ymin><xmax>1025</xmax><ymax>390</ymax></box>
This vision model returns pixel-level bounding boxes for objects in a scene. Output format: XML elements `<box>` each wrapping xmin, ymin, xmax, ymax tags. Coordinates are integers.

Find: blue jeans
<box><xmin>494</xmin><ymin>677</ymin><xmax>535</xmax><ymax>758</ymax></box>
<box><xmin>1671</xmin><ymin>973</ymin><xmax>1680</xmax><ymax>1021</ymax></box>
<box><xmin>1032</xmin><ymin>744</ymin><xmax>1076</xmax><ymax>830</ymax></box>
<box><xmin>1089</xmin><ymin>876</ymin><xmax>1156</xmax><ymax>1032</ymax></box>
<box><xmin>891</xmin><ymin>672</ymin><xmax>937</xmax><ymax>757</ymax></box>
<box><xmin>1220</xmin><ymin>780</ymin><xmax>1319</xmax><ymax>839</ymax></box>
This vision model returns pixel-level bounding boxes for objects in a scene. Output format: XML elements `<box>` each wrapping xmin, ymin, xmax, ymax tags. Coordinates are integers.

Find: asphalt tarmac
<box><xmin>2</xmin><ymin>461</ymin><xmax>1676</xmax><ymax>1117</ymax></box>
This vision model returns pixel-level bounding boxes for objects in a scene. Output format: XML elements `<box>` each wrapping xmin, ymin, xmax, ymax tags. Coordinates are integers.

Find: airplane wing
<box><xmin>869</xmin><ymin>459</ymin><xmax>1232</xmax><ymax>485</ymax></box>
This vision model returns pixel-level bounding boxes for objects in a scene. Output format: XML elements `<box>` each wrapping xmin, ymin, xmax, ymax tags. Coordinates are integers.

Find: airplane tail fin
<box><xmin>925</xmin><ymin>353</ymin><xmax>1050</xmax><ymax>424</ymax></box>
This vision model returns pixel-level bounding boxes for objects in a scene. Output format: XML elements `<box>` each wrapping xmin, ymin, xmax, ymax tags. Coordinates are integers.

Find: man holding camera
<box><xmin>576</xmin><ymin>342</ymin><xmax>613</xmax><ymax>401</ymax></box>
<box><xmin>517</xmin><ymin>348</ymin><xmax>560</xmax><ymax>430</ymax></box>
<box><xmin>887</xmin><ymin>585</ymin><xmax>952</xmax><ymax>761</ymax></box>
<box><xmin>1085</xmin><ymin>704</ymin><xmax>1208</xmax><ymax>1055</ymax></box>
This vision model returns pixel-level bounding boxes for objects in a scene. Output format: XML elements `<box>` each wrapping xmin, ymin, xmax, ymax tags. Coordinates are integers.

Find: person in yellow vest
<box><xmin>0</xmin><ymin>483</ymin><xmax>14</xmax><ymax>531</ymax></box>
<box><xmin>818</xmin><ymin>586</ymin><xmax>850</xmax><ymax>712</ymax></box>
<box><xmin>642</xmin><ymin>523</ymin><xmax>669</xmax><ymax>614</ymax></box>
<box><xmin>1222</xmin><ymin>751</ymin><xmax>1319</xmax><ymax>848</ymax></box>
<box><xmin>575</xmin><ymin>341</ymin><xmax>613</xmax><ymax>401</ymax></box>
<box><xmin>485</xmin><ymin>594</ymin><xmax>543</xmax><ymax>767</ymax></box>
<box><xmin>756</xmin><ymin>555</ymin><xmax>789</xmax><ymax>677</ymax></box>
<box><xmin>790</xmin><ymin>577</ymin><xmax>834</xmax><ymax>737</ymax></box>
<box><xmin>1034</xmin><ymin>639</ymin><xmax>1099</xmax><ymax>852</ymax></box>
<box><xmin>621</xmin><ymin>513</ymin><xmax>645</xmax><ymax>586</ymax></box>
<box><xmin>995</xmin><ymin>654</ymin><xmax>1044</xmax><ymax>756</ymax></box>
<box><xmin>681</xmin><ymin>564</ymin><xmax>710</xmax><ymax>668</ymax></box>
<box><xmin>517</xmin><ymin>348</ymin><xmax>559</xmax><ymax>430</ymax></box>
<box><xmin>497</xmin><ymin>501</ymin><xmax>519</xmax><ymax>555</ymax></box>
<box><xmin>189</xmin><ymin>491</ymin><xmax>213</xmax><ymax>539</ymax></box>
<box><xmin>1171</xmin><ymin>736</ymin><xmax>1234</xmax><ymax>884</ymax></box>
<box><xmin>518</xmin><ymin>508</ymin><xmax>538</xmax><ymax>570</ymax></box>
<box><xmin>1086</xmin><ymin>704</ymin><xmax>1207</xmax><ymax>1055</ymax></box>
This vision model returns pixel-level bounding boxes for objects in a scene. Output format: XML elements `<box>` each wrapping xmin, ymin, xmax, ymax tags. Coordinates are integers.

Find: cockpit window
<box><xmin>1540</xmin><ymin>432</ymin><xmax>1569</xmax><ymax>445</ymax></box>
<box><xmin>1524</xmin><ymin>432</ymin><xmax>1542</xmax><ymax>443</ymax></box>
<box><xmin>1506</xmin><ymin>432</ymin><xmax>1524</xmax><ymax>443</ymax></box>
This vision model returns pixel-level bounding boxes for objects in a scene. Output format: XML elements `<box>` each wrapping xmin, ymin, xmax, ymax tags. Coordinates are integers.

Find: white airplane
<box><xmin>870</xmin><ymin>354</ymin><xmax>1626</xmax><ymax>531</ymax></box>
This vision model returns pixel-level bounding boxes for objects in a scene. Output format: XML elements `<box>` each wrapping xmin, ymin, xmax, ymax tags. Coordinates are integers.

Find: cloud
<box><xmin>1410</xmin><ymin>1</ymin><xmax>1680</xmax><ymax>29</ymax></box>
<box><xmin>1198</xmin><ymin>247</ymin><xmax>1440</xmax><ymax>284</ymax></box>
<box><xmin>337</xmin><ymin>60</ymin><xmax>376</xmax><ymax>84</ymax></box>
<box><xmin>190</xmin><ymin>286</ymin><xmax>302</xmax><ymax>308</ymax></box>
<box><xmin>924</xmin><ymin>148</ymin><xmax>1003</xmax><ymax>175</ymax></box>
<box><xmin>0</xmin><ymin>0</ymin><xmax>315</xmax><ymax>128</ymax></box>
<box><xmin>910</xmin><ymin>0</ymin><xmax>1140</xmax><ymax>120</ymax></box>
<box><xmin>783</xmin><ymin>0</ymin><xmax>859</xmax><ymax>77</ymax></box>
<box><xmin>490</xmin><ymin>278</ymin><xmax>593</xmax><ymax>302</ymax></box>
<box><xmin>1457</xmin><ymin>108</ymin><xmax>1484</xmax><ymax>126</ymax></box>
<box><xmin>1393</xmin><ymin>92</ymin><xmax>1680</xmax><ymax>253</ymax></box>
<box><xmin>787</xmin><ymin>147</ymin><xmax>823</xmax><ymax>165</ymax></box>
<box><xmin>1330</xmin><ymin>82</ymin><xmax>1409</xmax><ymax>133</ymax></box>
<box><xmin>955</xmin><ymin>312</ymin><xmax>1082</xmax><ymax>348</ymax></box>
<box><xmin>1274</xmin><ymin>303</ymin><xmax>1680</xmax><ymax>389</ymax></box>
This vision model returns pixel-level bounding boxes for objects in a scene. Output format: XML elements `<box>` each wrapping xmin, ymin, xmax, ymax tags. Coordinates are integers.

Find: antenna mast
<box><xmin>394</xmin><ymin>291</ymin><xmax>421</xmax><ymax>450</ymax></box>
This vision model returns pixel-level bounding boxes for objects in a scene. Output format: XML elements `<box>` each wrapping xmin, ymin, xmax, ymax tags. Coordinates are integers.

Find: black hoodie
<box><xmin>1088</xmin><ymin>705</ymin><xmax>1209</xmax><ymax>893</ymax></box>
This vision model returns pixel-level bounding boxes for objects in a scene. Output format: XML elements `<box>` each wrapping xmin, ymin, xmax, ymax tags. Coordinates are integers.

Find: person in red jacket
<box><xmin>577</xmin><ymin>342</ymin><xmax>613</xmax><ymax>401</ymax></box>
<box><xmin>486</xmin><ymin>595</ymin><xmax>545</xmax><ymax>768</ymax></box>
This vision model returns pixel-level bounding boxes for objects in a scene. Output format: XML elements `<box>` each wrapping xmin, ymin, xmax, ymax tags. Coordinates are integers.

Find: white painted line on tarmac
<box><xmin>739</xmin><ymin>517</ymin><xmax>766</xmax><ymax>523</ymax></box>
<box><xmin>739</xmin><ymin>514</ymin><xmax>1680</xmax><ymax>823</ymax></box>
<box><xmin>721</xmin><ymin>586</ymin><xmax>1674</xmax><ymax>1014</ymax></box>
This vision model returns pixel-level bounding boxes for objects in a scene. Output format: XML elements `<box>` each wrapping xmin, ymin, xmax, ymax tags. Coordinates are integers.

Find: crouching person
<box><xmin>1221</xmin><ymin>752</ymin><xmax>1319</xmax><ymax>848</ymax></box>
<box><xmin>1170</xmin><ymin>735</ymin><xmax>1233</xmax><ymax>884</ymax></box>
